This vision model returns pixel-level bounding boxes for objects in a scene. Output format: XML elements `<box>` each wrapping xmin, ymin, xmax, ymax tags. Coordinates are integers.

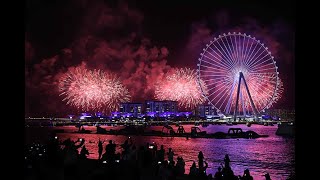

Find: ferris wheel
<box><xmin>197</xmin><ymin>32</ymin><xmax>280</xmax><ymax>118</ymax></box>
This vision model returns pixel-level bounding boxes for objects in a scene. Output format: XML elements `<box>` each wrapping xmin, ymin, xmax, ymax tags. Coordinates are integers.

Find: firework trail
<box><xmin>59</xmin><ymin>66</ymin><xmax>130</xmax><ymax>112</ymax></box>
<box><xmin>155</xmin><ymin>68</ymin><xmax>208</xmax><ymax>109</ymax></box>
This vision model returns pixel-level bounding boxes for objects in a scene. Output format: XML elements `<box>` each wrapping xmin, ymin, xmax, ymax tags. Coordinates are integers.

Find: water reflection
<box><xmin>25</xmin><ymin>124</ymin><xmax>294</xmax><ymax>179</ymax></box>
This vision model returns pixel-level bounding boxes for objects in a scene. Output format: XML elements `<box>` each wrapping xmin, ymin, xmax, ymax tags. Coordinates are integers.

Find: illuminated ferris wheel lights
<box><xmin>197</xmin><ymin>32</ymin><xmax>282</xmax><ymax>116</ymax></box>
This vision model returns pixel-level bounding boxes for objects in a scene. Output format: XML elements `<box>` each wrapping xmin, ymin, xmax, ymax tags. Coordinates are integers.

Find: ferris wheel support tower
<box><xmin>233</xmin><ymin>72</ymin><xmax>258</xmax><ymax>121</ymax></box>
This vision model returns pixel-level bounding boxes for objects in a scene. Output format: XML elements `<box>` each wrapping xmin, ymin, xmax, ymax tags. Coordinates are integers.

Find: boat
<box><xmin>276</xmin><ymin>122</ymin><xmax>294</xmax><ymax>137</ymax></box>
<box><xmin>74</xmin><ymin>125</ymin><xmax>92</xmax><ymax>133</ymax></box>
<box><xmin>96</xmin><ymin>126</ymin><xmax>108</xmax><ymax>134</ymax></box>
<box><xmin>75</xmin><ymin>128</ymin><xmax>92</xmax><ymax>134</ymax></box>
<box><xmin>190</xmin><ymin>126</ymin><xmax>207</xmax><ymax>137</ymax></box>
<box><xmin>74</xmin><ymin>125</ymin><xmax>268</xmax><ymax>139</ymax></box>
<box><xmin>201</xmin><ymin>123</ymin><xmax>209</xmax><ymax>127</ymax></box>
<box><xmin>226</xmin><ymin>122</ymin><xmax>233</xmax><ymax>126</ymax></box>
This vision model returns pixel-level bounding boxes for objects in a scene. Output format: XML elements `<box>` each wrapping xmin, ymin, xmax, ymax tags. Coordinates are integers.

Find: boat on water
<box><xmin>226</xmin><ymin>122</ymin><xmax>233</xmax><ymax>126</ymax></box>
<box><xmin>73</xmin><ymin>124</ymin><xmax>92</xmax><ymax>133</ymax></box>
<box><xmin>276</xmin><ymin>122</ymin><xmax>294</xmax><ymax>137</ymax></box>
<box><xmin>201</xmin><ymin>123</ymin><xmax>209</xmax><ymax>127</ymax></box>
<box><xmin>74</xmin><ymin>125</ymin><xmax>268</xmax><ymax>139</ymax></box>
<box><xmin>74</xmin><ymin>128</ymin><xmax>92</xmax><ymax>134</ymax></box>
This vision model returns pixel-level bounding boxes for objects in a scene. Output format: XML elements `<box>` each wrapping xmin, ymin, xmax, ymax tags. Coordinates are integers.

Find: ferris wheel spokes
<box><xmin>197</xmin><ymin>32</ymin><xmax>281</xmax><ymax>120</ymax></box>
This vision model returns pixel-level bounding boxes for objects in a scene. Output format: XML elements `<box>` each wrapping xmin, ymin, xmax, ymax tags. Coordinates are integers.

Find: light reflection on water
<box><xmin>25</xmin><ymin>124</ymin><xmax>294</xmax><ymax>180</ymax></box>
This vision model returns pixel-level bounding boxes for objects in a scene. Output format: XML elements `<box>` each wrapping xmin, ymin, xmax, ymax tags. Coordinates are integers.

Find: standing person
<box><xmin>79</xmin><ymin>145</ymin><xmax>89</xmax><ymax>159</ymax></box>
<box><xmin>214</xmin><ymin>167</ymin><xmax>223</xmax><ymax>179</ymax></box>
<box><xmin>98</xmin><ymin>138</ymin><xmax>104</xmax><ymax>160</ymax></box>
<box><xmin>198</xmin><ymin>151</ymin><xmax>204</xmax><ymax>169</ymax></box>
<box><xmin>224</xmin><ymin>154</ymin><xmax>230</xmax><ymax>168</ymax></box>
<box><xmin>167</xmin><ymin>148</ymin><xmax>174</xmax><ymax>164</ymax></box>
<box><xmin>157</xmin><ymin>145</ymin><xmax>165</xmax><ymax>162</ymax></box>
<box><xmin>242</xmin><ymin>169</ymin><xmax>253</xmax><ymax>180</ymax></box>
<box><xmin>264</xmin><ymin>173</ymin><xmax>271</xmax><ymax>180</ymax></box>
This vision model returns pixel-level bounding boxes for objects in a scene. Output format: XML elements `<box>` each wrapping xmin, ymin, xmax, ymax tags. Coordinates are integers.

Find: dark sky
<box><xmin>25</xmin><ymin>0</ymin><xmax>295</xmax><ymax>116</ymax></box>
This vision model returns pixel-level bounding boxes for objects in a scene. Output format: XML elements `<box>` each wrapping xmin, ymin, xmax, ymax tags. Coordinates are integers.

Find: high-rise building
<box><xmin>145</xmin><ymin>100</ymin><xmax>178</xmax><ymax>117</ymax></box>
<box><xmin>264</xmin><ymin>109</ymin><xmax>295</xmax><ymax>121</ymax></box>
<box><xmin>198</xmin><ymin>104</ymin><xmax>216</xmax><ymax>118</ymax></box>
<box><xmin>119</xmin><ymin>103</ymin><xmax>143</xmax><ymax>118</ymax></box>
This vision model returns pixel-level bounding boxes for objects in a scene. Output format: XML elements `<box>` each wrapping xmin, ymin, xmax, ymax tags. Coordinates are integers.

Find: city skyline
<box><xmin>25</xmin><ymin>0</ymin><xmax>295</xmax><ymax>116</ymax></box>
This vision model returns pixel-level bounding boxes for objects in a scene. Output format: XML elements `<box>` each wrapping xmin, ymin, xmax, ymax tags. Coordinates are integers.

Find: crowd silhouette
<box><xmin>24</xmin><ymin>133</ymin><xmax>294</xmax><ymax>180</ymax></box>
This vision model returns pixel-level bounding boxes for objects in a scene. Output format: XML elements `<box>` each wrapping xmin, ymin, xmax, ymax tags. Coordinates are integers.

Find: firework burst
<box><xmin>155</xmin><ymin>68</ymin><xmax>208</xmax><ymax>109</ymax></box>
<box><xmin>58</xmin><ymin>66</ymin><xmax>130</xmax><ymax>112</ymax></box>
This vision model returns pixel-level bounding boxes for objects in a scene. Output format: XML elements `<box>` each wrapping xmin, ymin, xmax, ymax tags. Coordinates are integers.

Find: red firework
<box><xmin>155</xmin><ymin>68</ymin><xmax>208</xmax><ymax>109</ymax></box>
<box><xmin>58</xmin><ymin>66</ymin><xmax>130</xmax><ymax>112</ymax></box>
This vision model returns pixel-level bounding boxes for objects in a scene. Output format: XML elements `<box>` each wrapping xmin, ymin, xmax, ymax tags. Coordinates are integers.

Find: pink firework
<box><xmin>155</xmin><ymin>68</ymin><xmax>208</xmax><ymax>109</ymax></box>
<box><xmin>59</xmin><ymin>66</ymin><xmax>130</xmax><ymax>112</ymax></box>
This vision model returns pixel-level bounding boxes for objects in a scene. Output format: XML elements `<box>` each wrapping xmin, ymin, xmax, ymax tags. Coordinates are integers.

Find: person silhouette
<box><xmin>79</xmin><ymin>145</ymin><xmax>89</xmax><ymax>159</ymax></box>
<box><xmin>264</xmin><ymin>173</ymin><xmax>271</xmax><ymax>180</ymax></box>
<box><xmin>157</xmin><ymin>145</ymin><xmax>165</xmax><ymax>162</ymax></box>
<box><xmin>189</xmin><ymin>161</ymin><xmax>198</xmax><ymax>176</ymax></box>
<box><xmin>198</xmin><ymin>151</ymin><xmax>204</xmax><ymax>169</ymax></box>
<box><xmin>98</xmin><ymin>138</ymin><xmax>104</xmax><ymax>160</ymax></box>
<box><xmin>167</xmin><ymin>148</ymin><xmax>174</xmax><ymax>164</ymax></box>
<box><xmin>214</xmin><ymin>166</ymin><xmax>223</xmax><ymax>179</ymax></box>
<box><xmin>224</xmin><ymin>154</ymin><xmax>230</xmax><ymax>168</ymax></box>
<box><xmin>242</xmin><ymin>169</ymin><xmax>253</xmax><ymax>180</ymax></box>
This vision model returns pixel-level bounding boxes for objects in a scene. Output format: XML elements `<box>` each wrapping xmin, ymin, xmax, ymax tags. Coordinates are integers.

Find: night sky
<box><xmin>25</xmin><ymin>0</ymin><xmax>295</xmax><ymax>116</ymax></box>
